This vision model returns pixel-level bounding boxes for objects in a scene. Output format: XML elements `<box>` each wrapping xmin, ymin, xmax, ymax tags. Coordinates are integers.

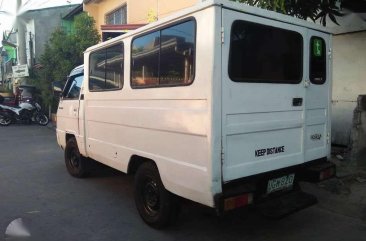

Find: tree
<box><xmin>30</xmin><ymin>13</ymin><xmax>100</xmax><ymax>112</ymax></box>
<box><xmin>231</xmin><ymin>0</ymin><xmax>344</xmax><ymax>26</ymax></box>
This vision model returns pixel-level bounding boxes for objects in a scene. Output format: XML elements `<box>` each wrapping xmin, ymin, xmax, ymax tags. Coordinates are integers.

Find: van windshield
<box><xmin>63</xmin><ymin>74</ymin><xmax>84</xmax><ymax>99</ymax></box>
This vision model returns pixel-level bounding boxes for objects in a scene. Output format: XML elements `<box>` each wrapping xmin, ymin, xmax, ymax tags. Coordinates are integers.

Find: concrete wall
<box><xmin>351</xmin><ymin>95</ymin><xmax>366</xmax><ymax>166</ymax></box>
<box><xmin>84</xmin><ymin>0</ymin><xmax>125</xmax><ymax>35</ymax></box>
<box><xmin>84</xmin><ymin>0</ymin><xmax>197</xmax><ymax>36</ymax></box>
<box><xmin>23</xmin><ymin>5</ymin><xmax>78</xmax><ymax>63</ymax></box>
<box><xmin>331</xmin><ymin>31</ymin><xmax>366</xmax><ymax>146</ymax></box>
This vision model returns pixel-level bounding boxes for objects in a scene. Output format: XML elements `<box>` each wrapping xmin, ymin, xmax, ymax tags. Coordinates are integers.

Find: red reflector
<box><xmin>320</xmin><ymin>167</ymin><xmax>335</xmax><ymax>180</ymax></box>
<box><xmin>224</xmin><ymin>193</ymin><xmax>253</xmax><ymax>211</ymax></box>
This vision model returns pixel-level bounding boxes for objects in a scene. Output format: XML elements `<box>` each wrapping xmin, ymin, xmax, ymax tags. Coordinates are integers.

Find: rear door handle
<box><xmin>58</xmin><ymin>107</ymin><xmax>63</xmax><ymax>110</ymax></box>
<box><xmin>292</xmin><ymin>98</ymin><xmax>303</xmax><ymax>106</ymax></box>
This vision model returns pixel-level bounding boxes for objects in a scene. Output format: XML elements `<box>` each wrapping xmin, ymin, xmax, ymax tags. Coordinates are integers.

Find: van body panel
<box><xmin>57</xmin><ymin>1</ymin><xmax>332</xmax><ymax>209</ymax></box>
<box><xmin>221</xmin><ymin>9</ymin><xmax>308</xmax><ymax>182</ymax></box>
<box><xmin>303</xmin><ymin>30</ymin><xmax>331</xmax><ymax>162</ymax></box>
<box><xmin>82</xmin><ymin>9</ymin><xmax>217</xmax><ymax>206</ymax></box>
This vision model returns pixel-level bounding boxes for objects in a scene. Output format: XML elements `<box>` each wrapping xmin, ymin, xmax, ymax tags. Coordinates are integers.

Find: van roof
<box><xmin>69</xmin><ymin>65</ymin><xmax>84</xmax><ymax>76</ymax></box>
<box><xmin>85</xmin><ymin>0</ymin><xmax>331</xmax><ymax>53</ymax></box>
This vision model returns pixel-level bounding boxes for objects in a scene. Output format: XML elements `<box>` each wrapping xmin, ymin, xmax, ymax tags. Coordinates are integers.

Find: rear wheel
<box><xmin>36</xmin><ymin>113</ymin><xmax>49</xmax><ymax>126</ymax></box>
<box><xmin>134</xmin><ymin>162</ymin><xmax>179</xmax><ymax>229</ymax></box>
<box><xmin>0</xmin><ymin>114</ymin><xmax>11</xmax><ymax>126</ymax></box>
<box><xmin>65</xmin><ymin>137</ymin><xmax>89</xmax><ymax>178</ymax></box>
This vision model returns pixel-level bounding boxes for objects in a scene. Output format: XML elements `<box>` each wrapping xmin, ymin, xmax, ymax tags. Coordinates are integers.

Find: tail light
<box><xmin>224</xmin><ymin>193</ymin><xmax>253</xmax><ymax>211</ymax></box>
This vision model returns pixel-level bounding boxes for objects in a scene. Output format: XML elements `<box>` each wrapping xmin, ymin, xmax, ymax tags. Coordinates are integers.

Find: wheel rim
<box><xmin>0</xmin><ymin>116</ymin><xmax>11</xmax><ymax>125</ymax></box>
<box><xmin>142</xmin><ymin>178</ymin><xmax>160</xmax><ymax>216</ymax></box>
<box><xmin>37</xmin><ymin>114</ymin><xmax>48</xmax><ymax>125</ymax></box>
<box><xmin>68</xmin><ymin>148</ymin><xmax>80</xmax><ymax>169</ymax></box>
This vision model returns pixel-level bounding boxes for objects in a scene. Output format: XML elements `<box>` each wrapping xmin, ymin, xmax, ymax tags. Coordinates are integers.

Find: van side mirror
<box><xmin>52</xmin><ymin>81</ymin><xmax>64</xmax><ymax>96</ymax></box>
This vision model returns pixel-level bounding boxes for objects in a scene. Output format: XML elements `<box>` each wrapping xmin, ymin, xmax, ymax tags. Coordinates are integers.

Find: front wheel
<box><xmin>35</xmin><ymin>113</ymin><xmax>49</xmax><ymax>126</ymax></box>
<box><xmin>65</xmin><ymin>137</ymin><xmax>89</xmax><ymax>178</ymax></box>
<box><xmin>0</xmin><ymin>114</ymin><xmax>11</xmax><ymax>126</ymax></box>
<box><xmin>134</xmin><ymin>162</ymin><xmax>179</xmax><ymax>229</ymax></box>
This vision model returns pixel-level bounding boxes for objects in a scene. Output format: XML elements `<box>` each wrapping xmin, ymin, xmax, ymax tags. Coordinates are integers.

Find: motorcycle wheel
<box><xmin>0</xmin><ymin>114</ymin><xmax>11</xmax><ymax>126</ymax></box>
<box><xmin>36</xmin><ymin>113</ymin><xmax>49</xmax><ymax>126</ymax></box>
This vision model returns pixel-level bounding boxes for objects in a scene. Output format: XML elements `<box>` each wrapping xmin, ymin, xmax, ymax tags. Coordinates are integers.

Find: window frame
<box><xmin>309</xmin><ymin>36</ymin><xmax>327</xmax><ymax>85</ymax></box>
<box><xmin>88</xmin><ymin>42</ymin><xmax>124</xmax><ymax>92</ymax></box>
<box><xmin>130</xmin><ymin>17</ymin><xmax>197</xmax><ymax>89</ymax></box>
<box><xmin>228</xmin><ymin>20</ymin><xmax>304</xmax><ymax>84</ymax></box>
<box><xmin>62</xmin><ymin>73</ymin><xmax>84</xmax><ymax>100</ymax></box>
<box><xmin>105</xmin><ymin>4</ymin><xmax>127</xmax><ymax>25</ymax></box>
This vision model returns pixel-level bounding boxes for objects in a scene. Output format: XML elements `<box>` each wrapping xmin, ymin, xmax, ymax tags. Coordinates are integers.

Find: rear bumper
<box><xmin>215</xmin><ymin>157</ymin><xmax>335</xmax><ymax>215</ymax></box>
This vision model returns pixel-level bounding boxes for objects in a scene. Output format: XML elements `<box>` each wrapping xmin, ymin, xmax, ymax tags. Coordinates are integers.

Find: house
<box><xmin>327</xmin><ymin>10</ymin><xmax>366</xmax><ymax>149</ymax></box>
<box><xmin>83</xmin><ymin>0</ymin><xmax>197</xmax><ymax>41</ymax></box>
<box><xmin>0</xmin><ymin>38</ymin><xmax>17</xmax><ymax>88</ymax></box>
<box><xmin>22</xmin><ymin>4</ymin><xmax>79</xmax><ymax>67</ymax></box>
<box><xmin>61</xmin><ymin>4</ymin><xmax>84</xmax><ymax>35</ymax></box>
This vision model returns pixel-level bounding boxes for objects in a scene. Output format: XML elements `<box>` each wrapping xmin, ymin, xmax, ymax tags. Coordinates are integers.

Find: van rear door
<box><xmin>304</xmin><ymin>30</ymin><xmax>331</xmax><ymax>162</ymax></box>
<box><xmin>221</xmin><ymin>9</ymin><xmax>307</xmax><ymax>182</ymax></box>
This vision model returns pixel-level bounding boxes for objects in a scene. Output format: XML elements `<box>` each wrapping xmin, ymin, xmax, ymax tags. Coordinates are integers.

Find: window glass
<box><xmin>131</xmin><ymin>20</ymin><xmax>196</xmax><ymax>88</ymax></box>
<box><xmin>229</xmin><ymin>20</ymin><xmax>303</xmax><ymax>84</ymax></box>
<box><xmin>89</xmin><ymin>43</ymin><xmax>124</xmax><ymax>91</ymax></box>
<box><xmin>131</xmin><ymin>31</ymin><xmax>160</xmax><ymax>87</ymax></box>
<box><xmin>106</xmin><ymin>5</ymin><xmax>127</xmax><ymax>25</ymax></box>
<box><xmin>160</xmin><ymin>21</ymin><xmax>195</xmax><ymax>86</ymax></box>
<box><xmin>89</xmin><ymin>49</ymin><xmax>106</xmax><ymax>91</ymax></box>
<box><xmin>105</xmin><ymin>44</ymin><xmax>124</xmax><ymax>89</ymax></box>
<box><xmin>64</xmin><ymin>74</ymin><xmax>83</xmax><ymax>99</ymax></box>
<box><xmin>310</xmin><ymin>37</ymin><xmax>326</xmax><ymax>84</ymax></box>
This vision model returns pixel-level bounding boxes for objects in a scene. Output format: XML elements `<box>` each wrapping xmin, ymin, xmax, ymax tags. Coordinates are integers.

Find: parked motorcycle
<box><xmin>0</xmin><ymin>96</ymin><xmax>49</xmax><ymax>126</ymax></box>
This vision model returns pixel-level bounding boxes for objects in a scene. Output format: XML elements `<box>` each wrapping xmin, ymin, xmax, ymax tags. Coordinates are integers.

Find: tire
<box><xmin>36</xmin><ymin>113</ymin><xmax>49</xmax><ymax>126</ymax></box>
<box><xmin>64</xmin><ymin>137</ymin><xmax>89</xmax><ymax>178</ymax></box>
<box><xmin>134</xmin><ymin>162</ymin><xmax>179</xmax><ymax>229</ymax></box>
<box><xmin>0</xmin><ymin>114</ymin><xmax>11</xmax><ymax>126</ymax></box>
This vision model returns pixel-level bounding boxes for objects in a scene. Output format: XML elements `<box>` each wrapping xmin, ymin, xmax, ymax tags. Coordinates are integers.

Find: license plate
<box><xmin>267</xmin><ymin>174</ymin><xmax>295</xmax><ymax>194</ymax></box>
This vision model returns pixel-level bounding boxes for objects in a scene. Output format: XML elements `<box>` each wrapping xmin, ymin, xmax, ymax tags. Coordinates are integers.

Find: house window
<box><xmin>106</xmin><ymin>5</ymin><xmax>127</xmax><ymax>25</ymax></box>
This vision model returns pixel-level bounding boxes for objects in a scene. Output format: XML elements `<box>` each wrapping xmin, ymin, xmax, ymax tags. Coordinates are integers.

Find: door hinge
<box><xmin>304</xmin><ymin>79</ymin><xmax>310</xmax><ymax>88</ymax></box>
<box><xmin>328</xmin><ymin>48</ymin><xmax>332</xmax><ymax>60</ymax></box>
<box><xmin>326</xmin><ymin>132</ymin><xmax>330</xmax><ymax>144</ymax></box>
<box><xmin>221</xmin><ymin>27</ymin><xmax>225</xmax><ymax>44</ymax></box>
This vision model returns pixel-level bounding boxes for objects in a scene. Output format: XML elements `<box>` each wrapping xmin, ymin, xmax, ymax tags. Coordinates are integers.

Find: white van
<box><xmin>56</xmin><ymin>0</ymin><xmax>335</xmax><ymax>228</ymax></box>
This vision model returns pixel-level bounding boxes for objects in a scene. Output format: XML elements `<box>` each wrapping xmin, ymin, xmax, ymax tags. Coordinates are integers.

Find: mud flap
<box><xmin>256</xmin><ymin>191</ymin><xmax>317</xmax><ymax>219</ymax></box>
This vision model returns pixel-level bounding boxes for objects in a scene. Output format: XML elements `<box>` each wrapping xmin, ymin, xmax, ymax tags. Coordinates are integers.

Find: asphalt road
<box><xmin>0</xmin><ymin>125</ymin><xmax>365</xmax><ymax>241</ymax></box>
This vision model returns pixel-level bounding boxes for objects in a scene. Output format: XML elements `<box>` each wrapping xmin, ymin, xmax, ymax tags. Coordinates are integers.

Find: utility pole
<box><xmin>13</xmin><ymin>0</ymin><xmax>27</xmax><ymax>89</ymax></box>
<box><xmin>16</xmin><ymin>0</ymin><xmax>26</xmax><ymax>65</ymax></box>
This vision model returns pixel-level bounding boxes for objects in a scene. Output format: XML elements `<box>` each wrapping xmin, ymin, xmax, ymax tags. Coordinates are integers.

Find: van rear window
<box><xmin>310</xmin><ymin>37</ymin><xmax>326</xmax><ymax>84</ymax></box>
<box><xmin>228</xmin><ymin>20</ymin><xmax>303</xmax><ymax>84</ymax></box>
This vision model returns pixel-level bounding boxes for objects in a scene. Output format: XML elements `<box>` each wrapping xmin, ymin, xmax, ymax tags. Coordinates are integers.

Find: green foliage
<box><xmin>0</xmin><ymin>85</ymin><xmax>12</xmax><ymax>94</ymax></box>
<box><xmin>30</xmin><ymin>13</ymin><xmax>100</xmax><ymax>112</ymax></box>
<box><xmin>231</xmin><ymin>0</ymin><xmax>343</xmax><ymax>26</ymax></box>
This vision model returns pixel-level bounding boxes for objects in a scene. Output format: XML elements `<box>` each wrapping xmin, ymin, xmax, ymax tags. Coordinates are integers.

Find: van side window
<box><xmin>229</xmin><ymin>20</ymin><xmax>303</xmax><ymax>84</ymax></box>
<box><xmin>89</xmin><ymin>43</ymin><xmax>124</xmax><ymax>91</ymax></box>
<box><xmin>310</xmin><ymin>37</ymin><xmax>326</xmax><ymax>84</ymax></box>
<box><xmin>131</xmin><ymin>20</ymin><xmax>195</xmax><ymax>88</ymax></box>
<box><xmin>131</xmin><ymin>32</ymin><xmax>160</xmax><ymax>87</ymax></box>
<box><xmin>63</xmin><ymin>74</ymin><xmax>83</xmax><ymax>100</ymax></box>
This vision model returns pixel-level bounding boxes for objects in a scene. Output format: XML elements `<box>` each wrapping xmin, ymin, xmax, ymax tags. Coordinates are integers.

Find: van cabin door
<box><xmin>221</xmin><ymin>9</ymin><xmax>307</xmax><ymax>182</ymax></box>
<box><xmin>57</xmin><ymin>73</ymin><xmax>84</xmax><ymax>137</ymax></box>
<box><xmin>303</xmin><ymin>30</ymin><xmax>331</xmax><ymax>162</ymax></box>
